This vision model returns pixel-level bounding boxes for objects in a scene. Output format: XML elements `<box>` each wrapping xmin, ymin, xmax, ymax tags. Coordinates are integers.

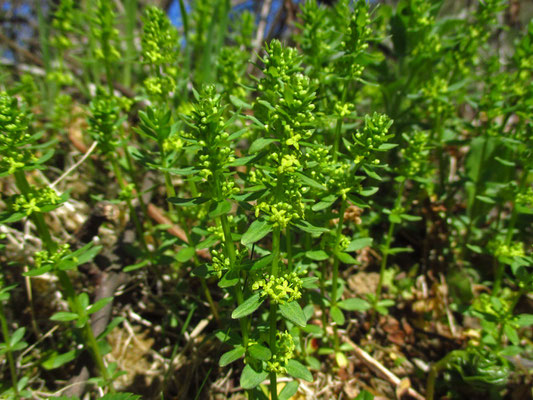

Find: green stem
<box><xmin>331</xmin><ymin>199</ymin><xmax>346</xmax><ymax>352</ymax></box>
<box><xmin>13</xmin><ymin>171</ymin><xmax>56</xmax><ymax>252</ymax></box>
<box><xmin>374</xmin><ymin>180</ymin><xmax>405</xmax><ymax>319</ymax></box>
<box><xmin>123</xmin><ymin>0</ymin><xmax>137</xmax><ymax>88</ymax></box>
<box><xmin>56</xmin><ymin>270</ymin><xmax>114</xmax><ymax>391</ymax></box>
<box><xmin>493</xmin><ymin>169</ymin><xmax>529</xmax><ymax>295</ymax></box>
<box><xmin>110</xmin><ymin>159</ymin><xmax>148</xmax><ymax>253</ymax></box>
<box><xmin>463</xmin><ymin>134</ymin><xmax>489</xmax><ymax>251</ymax></box>
<box><xmin>285</xmin><ymin>227</ymin><xmax>293</xmax><ymax>271</ymax></box>
<box><xmin>269</xmin><ymin>227</ymin><xmax>281</xmax><ymax>400</ymax></box>
<box><xmin>332</xmin><ymin>86</ymin><xmax>348</xmax><ymax>163</ymax></box>
<box><xmin>426</xmin><ymin>351</ymin><xmax>455</xmax><ymax>400</ymax></box>
<box><xmin>0</xmin><ymin>303</ymin><xmax>20</xmax><ymax>399</ymax></box>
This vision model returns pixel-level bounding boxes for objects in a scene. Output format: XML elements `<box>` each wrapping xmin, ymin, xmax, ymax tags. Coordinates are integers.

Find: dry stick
<box><xmin>335</xmin><ymin>331</ymin><xmax>426</xmax><ymax>400</ymax></box>
<box><xmin>248</xmin><ymin>0</ymin><xmax>273</xmax><ymax>71</ymax></box>
<box><xmin>50</xmin><ymin>141</ymin><xmax>98</xmax><ymax>189</ymax></box>
<box><xmin>66</xmin><ymin>135</ymin><xmax>211</xmax><ymax>260</ymax></box>
<box><xmin>0</xmin><ymin>31</ymin><xmax>45</xmax><ymax>67</ymax></box>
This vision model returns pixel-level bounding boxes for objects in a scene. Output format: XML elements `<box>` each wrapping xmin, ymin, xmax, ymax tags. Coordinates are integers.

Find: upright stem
<box><xmin>123</xmin><ymin>0</ymin><xmax>137</xmax><ymax>88</ymax></box>
<box><xmin>111</xmin><ymin>158</ymin><xmax>148</xmax><ymax>253</ymax></box>
<box><xmin>285</xmin><ymin>227</ymin><xmax>293</xmax><ymax>271</ymax></box>
<box><xmin>332</xmin><ymin>86</ymin><xmax>348</xmax><ymax>163</ymax></box>
<box><xmin>269</xmin><ymin>227</ymin><xmax>281</xmax><ymax>400</ymax></box>
<box><xmin>463</xmin><ymin>134</ymin><xmax>489</xmax><ymax>250</ymax></box>
<box><xmin>331</xmin><ymin>199</ymin><xmax>346</xmax><ymax>352</ymax></box>
<box><xmin>375</xmin><ymin>181</ymin><xmax>405</xmax><ymax>313</ymax></box>
<box><xmin>493</xmin><ymin>169</ymin><xmax>529</xmax><ymax>295</ymax></box>
<box><xmin>0</xmin><ymin>303</ymin><xmax>20</xmax><ymax>399</ymax></box>
<box><xmin>56</xmin><ymin>271</ymin><xmax>114</xmax><ymax>392</ymax></box>
<box><xmin>14</xmin><ymin>172</ymin><xmax>56</xmax><ymax>252</ymax></box>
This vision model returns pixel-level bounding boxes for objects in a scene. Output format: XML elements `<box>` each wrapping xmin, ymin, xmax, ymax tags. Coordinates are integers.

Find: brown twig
<box><xmin>339</xmin><ymin>333</ymin><xmax>426</xmax><ymax>400</ymax></box>
<box><xmin>248</xmin><ymin>0</ymin><xmax>273</xmax><ymax>72</ymax></box>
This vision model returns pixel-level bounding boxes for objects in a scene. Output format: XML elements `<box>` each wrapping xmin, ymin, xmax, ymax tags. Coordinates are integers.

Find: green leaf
<box><xmin>219</xmin><ymin>269</ymin><xmax>240</xmax><ymax>288</ymax></box>
<box><xmin>387</xmin><ymin>247</ymin><xmax>413</xmax><ymax>255</ymax></box>
<box><xmin>50</xmin><ymin>312</ymin><xmax>79</xmax><ymax>322</ymax></box>
<box><xmin>229</xmin><ymin>95</ymin><xmax>252</xmax><ymax>109</ymax></box>
<box><xmin>279</xmin><ymin>301</ymin><xmax>307</xmax><ymax>327</ymax></box>
<box><xmin>73</xmin><ymin>243</ymin><xmax>102</xmax><ymax>266</ymax></box>
<box><xmin>360</xmin><ymin>187</ymin><xmax>379</xmax><ymax>197</ymax></box>
<box><xmin>176</xmin><ymin>246</ymin><xmax>196</xmax><ymax>262</ymax></box>
<box><xmin>248</xmin><ymin>344</ymin><xmax>271</xmax><ymax>361</ymax></box>
<box><xmin>516</xmin><ymin>314</ymin><xmax>533</xmax><ymax>327</ymax></box>
<box><xmin>294</xmin><ymin>221</ymin><xmax>329</xmax><ymax>236</ymax></box>
<box><xmin>494</xmin><ymin>156</ymin><xmax>515</xmax><ymax>167</ymax></box>
<box><xmin>355</xmin><ymin>389</ymin><xmax>374</xmax><ymax>400</ymax></box>
<box><xmin>123</xmin><ymin>259</ymin><xmax>150</xmax><ymax>272</ymax></box>
<box><xmin>305</xmin><ymin>250</ymin><xmax>329</xmax><ymax>261</ymax></box>
<box><xmin>476</xmin><ymin>195</ymin><xmax>496</xmax><ymax>205</ymax></box>
<box><xmin>362</xmin><ymin>165</ymin><xmax>382</xmax><ymax>181</ymax></box>
<box><xmin>219</xmin><ymin>346</ymin><xmax>246</xmax><ymax>367</ymax></box>
<box><xmin>23</xmin><ymin>264</ymin><xmax>52</xmax><ymax>277</ymax></box>
<box><xmin>9</xmin><ymin>327</ymin><xmax>26</xmax><ymax>348</ymax></box>
<box><xmin>295</xmin><ymin>172</ymin><xmax>326</xmax><ymax>190</ymax></box>
<box><xmin>232</xmin><ymin>293</ymin><xmax>264</xmax><ymax>319</ymax></box>
<box><xmin>337</xmin><ymin>298</ymin><xmax>371</xmax><ymax>312</ymax></box>
<box><xmin>330</xmin><ymin>306</ymin><xmax>345</xmax><ymax>326</ymax></box>
<box><xmin>400</xmin><ymin>213</ymin><xmax>422</xmax><ymax>222</ymax></box>
<box><xmin>249</xmin><ymin>138</ymin><xmax>277</xmax><ymax>153</ymax></box>
<box><xmin>504</xmin><ymin>323</ymin><xmax>519</xmax><ymax>345</ymax></box>
<box><xmin>286</xmin><ymin>359</ymin><xmax>313</xmax><ymax>382</ymax></box>
<box><xmin>86</xmin><ymin>297</ymin><xmax>113</xmax><ymax>315</ymax></box>
<box><xmin>279</xmin><ymin>381</ymin><xmax>299</xmax><ymax>400</ymax></box>
<box><xmin>466</xmin><ymin>244</ymin><xmax>483</xmax><ymax>254</ymax></box>
<box><xmin>208</xmin><ymin>199</ymin><xmax>232</xmax><ymax>218</ymax></box>
<box><xmin>241</xmin><ymin>219</ymin><xmax>272</xmax><ymax>246</ymax></box>
<box><xmin>42</xmin><ymin>350</ymin><xmax>78</xmax><ymax>370</ymax></box>
<box><xmin>240</xmin><ymin>364</ymin><xmax>268</xmax><ymax>389</ymax></box>
<box><xmin>336</xmin><ymin>252</ymin><xmax>358</xmax><ymax>264</ymax></box>
<box><xmin>345</xmin><ymin>238</ymin><xmax>372</xmax><ymax>252</ymax></box>
<box><xmin>301</xmin><ymin>277</ymin><xmax>319</xmax><ymax>289</ymax></box>
<box><xmin>100</xmin><ymin>394</ymin><xmax>142</xmax><ymax>400</ymax></box>
<box><xmin>312</xmin><ymin>195</ymin><xmax>337</xmax><ymax>211</ymax></box>
<box><xmin>167</xmin><ymin>197</ymin><xmax>209</xmax><ymax>206</ymax></box>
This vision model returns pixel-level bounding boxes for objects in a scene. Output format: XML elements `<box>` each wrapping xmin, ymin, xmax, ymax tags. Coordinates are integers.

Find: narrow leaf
<box><xmin>240</xmin><ymin>364</ymin><xmax>268</xmax><ymax>389</ymax></box>
<box><xmin>241</xmin><ymin>219</ymin><xmax>272</xmax><ymax>246</ymax></box>
<box><xmin>337</xmin><ymin>298</ymin><xmax>371</xmax><ymax>312</ymax></box>
<box><xmin>219</xmin><ymin>346</ymin><xmax>246</xmax><ymax>367</ymax></box>
<box><xmin>279</xmin><ymin>301</ymin><xmax>307</xmax><ymax>327</ymax></box>
<box><xmin>286</xmin><ymin>359</ymin><xmax>313</xmax><ymax>382</ymax></box>
<box><xmin>232</xmin><ymin>293</ymin><xmax>264</xmax><ymax>319</ymax></box>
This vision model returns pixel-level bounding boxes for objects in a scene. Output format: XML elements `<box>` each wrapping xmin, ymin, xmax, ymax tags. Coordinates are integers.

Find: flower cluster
<box><xmin>252</xmin><ymin>272</ymin><xmax>303</xmax><ymax>304</ymax></box>
<box><xmin>10</xmin><ymin>187</ymin><xmax>62</xmax><ymax>217</ymax></box>
<box><xmin>88</xmin><ymin>89</ymin><xmax>121</xmax><ymax>155</ymax></box>
<box><xmin>187</xmin><ymin>85</ymin><xmax>235</xmax><ymax>183</ymax></box>
<box><xmin>51</xmin><ymin>0</ymin><xmax>76</xmax><ymax>50</ymax></box>
<box><xmin>490</xmin><ymin>240</ymin><xmax>525</xmax><ymax>260</ymax></box>
<box><xmin>0</xmin><ymin>92</ymin><xmax>36</xmax><ymax>175</ymax></box>
<box><xmin>351</xmin><ymin>112</ymin><xmax>394</xmax><ymax>166</ymax></box>
<box><xmin>210</xmin><ymin>249</ymin><xmax>231</xmax><ymax>278</ymax></box>
<box><xmin>421</xmin><ymin>76</ymin><xmax>454</xmax><ymax>116</ymax></box>
<box><xmin>217</xmin><ymin>47</ymin><xmax>248</xmax><ymax>99</ymax></box>
<box><xmin>266</xmin><ymin>331</ymin><xmax>295</xmax><ymax>374</ymax></box>
<box><xmin>91</xmin><ymin>0</ymin><xmax>120</xmax><ymax>62</ymax></box>
<box><xmin>339</xmin><ymin>1</ymin><xmax>371</xmax><ymax>79</ymax></box>
<box><xmin>400</xmin><ymin>130</ymin><xmax>431</xmax><ymax>179</ymax></box>
<box><xmin>141</xmin><ymin>6</ymin><xmax>179</xmax><ymax>100</ymax></box>
<box><xmin>516</xmin><ymin>186</ymin><xmax>533</xmax><ymax>209</ymax></box>
<box><xmin>141</xmin><ymin>6</ymin><xmax>178</xmax><ymax>66</ymax></box>
<box><xmin>33</xmin><ymin>244</ymin><xmax>71</xmax><ymax>271</ymax></box>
